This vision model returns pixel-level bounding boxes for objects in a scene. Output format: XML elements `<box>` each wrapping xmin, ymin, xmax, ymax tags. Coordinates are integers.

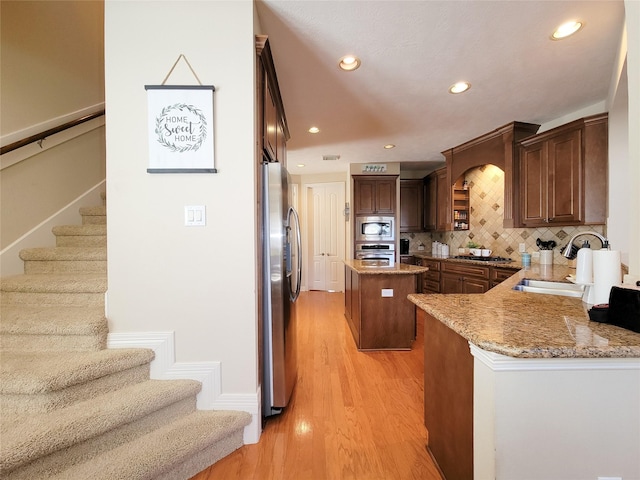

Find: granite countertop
<box><xmin>345</xmin><ymin>259</ymin><xmax>429</xmax><ymax>275</ymax></box>
<box><xmin>408</xmin><ymin>264</ymin><xmax>640</xmax><ymax>358</ymax></box>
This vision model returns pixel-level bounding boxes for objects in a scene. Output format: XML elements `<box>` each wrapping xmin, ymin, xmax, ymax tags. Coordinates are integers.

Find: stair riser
<box><xmin>81</xmin><ymin>216</ymin><xmax>106</xmax><ymax>225</ymax></box>
<box><xmin>0</xmin><ymin>333</ymin><xmax>107</xmax><ymax>353</ymax></box>
<box><xmin>0</xmin><ymin>364</ymin><xmax>150</xmax><ymax>414</ymax></box>
<box><xmin>0</xmin><ymin>292</ymin><xmax>105</xmax><ymax>307</ymax></box>
<box><xmin>5</xmin><ymin>397</ymin><xmax>197</xmax><ymax>480</ymax></box>
<box><xmin>23</xmin><ymin>261</ymin><xmax>107</xmax><ymax>274</ymax></box>
<box><xmin>55</xmin><ymin>236</ymin><xmax>106</xmax><ymax>248</ymax></box>
<box><xmin>156</xmin><ymin>429</ymin><xmax>245</xmax><ymax>480</ymax></box>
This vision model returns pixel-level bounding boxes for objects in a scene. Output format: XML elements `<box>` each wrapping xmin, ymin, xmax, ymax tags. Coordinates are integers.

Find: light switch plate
<box><xmin>381</xmin><ymin>288</ymin><xmax>393</xmax><ymax>297</ymax></box>
<box><xmin>185</xmin><ymin>205</ymin><xmax>206</xmax><ymax>226</ymax></box>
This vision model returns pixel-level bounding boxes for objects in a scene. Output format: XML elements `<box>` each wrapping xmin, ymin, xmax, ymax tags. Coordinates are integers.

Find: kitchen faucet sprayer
<box><xmin>561</xmin><ymin>231</ymin><xmax>609</xmax><ymax>260</ymax></box>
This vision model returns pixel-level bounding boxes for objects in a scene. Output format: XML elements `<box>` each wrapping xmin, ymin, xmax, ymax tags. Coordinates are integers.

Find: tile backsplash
<box><xmin>402</xmin><ymin>164</ymin><xmax>605</xmax><ymax>265</ymax></box>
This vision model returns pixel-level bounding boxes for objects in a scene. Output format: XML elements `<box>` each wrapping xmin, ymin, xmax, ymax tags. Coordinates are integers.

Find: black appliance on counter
<box><xmin>400</xmin><ymin>239</ymin><xmax>410</xmax><ymax>255</ymax></box>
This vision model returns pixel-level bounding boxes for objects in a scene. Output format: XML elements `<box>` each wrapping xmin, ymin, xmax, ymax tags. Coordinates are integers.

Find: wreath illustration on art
<box><xmin>154</xmin><ymin>103</ymin><xmax>207</xmax><ymax>153</ymax></box>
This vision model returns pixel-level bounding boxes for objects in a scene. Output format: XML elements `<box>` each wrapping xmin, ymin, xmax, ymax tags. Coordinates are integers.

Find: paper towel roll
<box><xmin>592</xmin><ymin>250</ymin><xmax>621</xmax><ymax>305</ymax></box>
<box><xmin>575</xmin><ymin>247</ymin><xmax>593</xmax><ymax>284</ymax></box>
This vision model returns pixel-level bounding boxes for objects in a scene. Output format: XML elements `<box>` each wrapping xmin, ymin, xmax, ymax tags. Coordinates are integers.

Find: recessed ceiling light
<box><xmin>308</xmin><ymin>126</ymin><xmax>320</xmax><ymax>134</ymax></box>
<box><xmin>383</xmin><ymin>144</ymin><xmax>396</xmax><ymax>149</ymax></box>
<box><xmin>551</xmin><ymin>20</ymin><xmax>583</xmax><ymax>40</ymax></box>
<box><xmin>449</xmin><ymin>82</ymin><xmax>471</xmax><ymax>94</ymax></box>
<box><xmin>297</xmin><ymin>164</ymin><xmax>305</xmax><ymax>168</ymax></box>
<box><xmin>338</xmin><ymin>55</ymin><xmax>361</xmax><ymax>71</ymax></box>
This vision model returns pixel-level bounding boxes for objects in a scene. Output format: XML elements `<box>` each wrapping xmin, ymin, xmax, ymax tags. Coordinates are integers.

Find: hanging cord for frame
<box><xmin>161</xmin><ymin>54</ymin><xmax>203</xmax><ymax>86</ymax></box>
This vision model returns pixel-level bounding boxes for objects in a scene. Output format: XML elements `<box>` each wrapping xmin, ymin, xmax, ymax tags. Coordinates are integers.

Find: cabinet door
<box><xmin>520</xmin><ymin>141</ymin><xmax>547</xmax><ymax>227</ymax></box>
<box><xmin>276</xmin><ymin>118</ymin><xmax>286</xmax><ymax>165</ymax></box>
<box><xmin>263</xmin><ymin>79</ymin><xmax>278</xmax><ymax>161</ymax></box>
<box><xmin>441</xmin><ymin>272</ymin><xmax>462</xmax><ymax>294</ymax></box>
<box><xmin>400</xmin><ymin>180</ymin><xmax>423</xmax><ymax>232</ymax></box>
<box><xmin>353</xmin><ymin>178</ymin><xmax>376</xmax><ymax>215</ymax></box>
<box><xmin>423</xmin><ymin>174</ymin><xmax>437</xmax><ymax>232</ymax></box>
<box><xmin>547</xmin><ymin>129</ymin><xmax>582</xmax><ymax>225</ymax></box>
<box><xmin>375</xmin><ymin>178</ymin><xmax>396</xmax><ymax>214</ymax></box>
<box><xmin>435</xmin><ymin>168</ymin><xmax>450</xmax><ymax>231</ymax></box>
<box><xmin>462</xmin><ymin>277</ymin><xmax>490</xmax><ymax>293</ymax></box>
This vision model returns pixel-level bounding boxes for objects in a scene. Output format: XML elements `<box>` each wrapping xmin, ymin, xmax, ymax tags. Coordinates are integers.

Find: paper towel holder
<box><xmin>561</xmin><ymin>231</ymin><xmax>608</xmax><ymax>260</ymax></box>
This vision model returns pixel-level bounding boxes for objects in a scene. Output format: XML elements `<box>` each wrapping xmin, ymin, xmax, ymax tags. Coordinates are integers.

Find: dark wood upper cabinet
<box><xmin>434</xmin><ymin>167</ymin><xmax>449</xmax><ymax>232</ymax></box>
<box><xmin>518</xmin><ymin>113</ymin><xmax>607</xmax><ymax>227</ymax></box>
<box><xmin>353</xmin><ymin>176</ymin><xmax>397</xmax><ymax>215</ymax></box>
<box><xmin>256</xmin><ymin>35</ymin><xmax>289</xmax><ymax>164</ymax></box>
<box><xmin>400</xmin><ymin>179</ymin><xmax>424</xmax><ymax>232</ymax></box>
<box><xmin>423</xmin><ymin>173</ymin><xmax>438</xmax><ymax>232</ymax></box>
<box><xmin>443</xmin><ymin>122</ymin><xmax>541</xmax><ymax>230</ymax></box>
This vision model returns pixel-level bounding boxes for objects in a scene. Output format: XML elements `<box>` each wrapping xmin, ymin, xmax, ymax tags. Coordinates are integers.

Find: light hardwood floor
<box><xmin>191</xmin><ymin>291</ymin><xmax>442</xmax><ymax>480</ymax></box>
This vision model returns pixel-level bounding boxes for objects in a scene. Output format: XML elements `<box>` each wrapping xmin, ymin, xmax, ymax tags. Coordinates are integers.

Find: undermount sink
<box><xmin>512</xmin><ymin>279</ymin><xmax>585</xmax><ymax>298</ymax></box>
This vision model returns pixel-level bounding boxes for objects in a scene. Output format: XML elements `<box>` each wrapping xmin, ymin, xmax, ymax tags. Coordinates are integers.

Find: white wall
<box><xmin>623</xmin><ymin>0</ymin><xmax>640</xmax><ymax>279</ymax></box>
<box><xmin>104</xmin><ymin>0</ymin><xmax>258</xmax><ymax>400</ymax></box>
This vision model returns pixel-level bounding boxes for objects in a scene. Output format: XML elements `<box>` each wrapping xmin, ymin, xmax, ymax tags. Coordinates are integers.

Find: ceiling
<box><xmin>255</xmin><ymin>0</ymin><xmax>625</xmax><ymax>175</ymax></box>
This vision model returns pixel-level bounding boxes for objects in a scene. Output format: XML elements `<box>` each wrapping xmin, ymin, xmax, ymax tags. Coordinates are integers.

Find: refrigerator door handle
<box><xmin>286</xmin><ymin>206</ymin><xmax>302</xmax><ymax>302</ymax></box>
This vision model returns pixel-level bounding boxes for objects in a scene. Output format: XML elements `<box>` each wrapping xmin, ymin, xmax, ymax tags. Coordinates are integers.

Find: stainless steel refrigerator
<box><xmin>262</xmin><ymin>161</ymin><xmax>301</xmax><ymax>417</ymax></box>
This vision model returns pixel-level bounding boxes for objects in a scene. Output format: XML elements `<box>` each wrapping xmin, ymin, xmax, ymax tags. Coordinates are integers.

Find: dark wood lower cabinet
<box><xmin>441</xmin><ymin>262</ymin><xmax>490</xmax><ymax>294</ymax></box>
<box><xmin>344</xmin><ymin>266</ymin><xmax>417</xmax><ymax>350</ymax></box>
<box><xmin>421</xmin><ymin>308</ymin><xmax>473</xmax><ymax>480</ymax></box>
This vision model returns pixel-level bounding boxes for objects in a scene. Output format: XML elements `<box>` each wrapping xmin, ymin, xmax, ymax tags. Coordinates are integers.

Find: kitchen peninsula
<box><xmin>409</xmin><ymin>265</ymin><xmax>640</xmax><ymax>480</ymax></box>
<box><xmin>344</xmin><ymin>260</ymin><xmax>428</xmax><ymax>350</ymax></box>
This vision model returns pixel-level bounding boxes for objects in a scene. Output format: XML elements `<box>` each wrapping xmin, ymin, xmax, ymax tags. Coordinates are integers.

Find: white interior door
<box><xmin>308</xmin><ymin>183</ymin><xmax>345</xmax><ymax>292</ymax></box>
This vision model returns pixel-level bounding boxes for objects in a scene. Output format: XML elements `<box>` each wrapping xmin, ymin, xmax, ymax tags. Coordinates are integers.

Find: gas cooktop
<box><xmin>451</xmin><ymin>255</ymin><xmax>513</xmax><ymax>263</ymax></box>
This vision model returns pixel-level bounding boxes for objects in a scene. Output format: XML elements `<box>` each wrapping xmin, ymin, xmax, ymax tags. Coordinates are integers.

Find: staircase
<box><xmin>0</xmin><ymin>199</ymin><xmax>250</xmax><ymax>479</ymax></box>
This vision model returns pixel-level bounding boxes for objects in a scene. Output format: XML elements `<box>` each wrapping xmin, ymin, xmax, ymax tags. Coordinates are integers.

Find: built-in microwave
<box><xmin>355</xmin><ymin>216</ymin><xmax>395</xmax><ymax>242</ymax></box>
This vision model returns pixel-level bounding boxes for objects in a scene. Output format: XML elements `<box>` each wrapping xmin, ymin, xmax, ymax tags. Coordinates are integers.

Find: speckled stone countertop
<box><xmin>344</xmin><ymin>259</ymin><xmax>429</xmax><ymax>275</ymax></box>
<box><xmin>408</xmin><ymin>264</ymin><xmax>640</xmax><ymax>358</ymax></box>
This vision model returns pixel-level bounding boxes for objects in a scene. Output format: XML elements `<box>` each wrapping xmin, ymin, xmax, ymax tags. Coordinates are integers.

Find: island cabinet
<box><xmin>344</xmin><ymin>262</ymin><xmax>425</xmax><ymax>350</ymax></box>
<box><xmin>353</xmin><ymin>176</ymin><xmax>397</xmax><ymax>215</ymax></box>
<box><xmin>421</xmin><ymin>308</ymin><xmax>473</xmax><ymax>480</ymax></box>
<box><xmin>441</xmin><ymin>262</ymin><xmax>490</xmax><ymax>294</ymax></box>
<box><xmin>518</xmin><ymin>113</ymin><xmax>608</xmax><ymax>227</ymax></box>
<box><xmin>399</xmin><ymin>179</ymin><xmax>424</xmax><ymax>232</ymax></box>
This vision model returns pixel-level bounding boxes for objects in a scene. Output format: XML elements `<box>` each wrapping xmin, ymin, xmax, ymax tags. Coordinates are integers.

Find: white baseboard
<box><xmin>107</xmin><ymin>331</ymin><xmax>262</xmax><ymax>444</ymax></box>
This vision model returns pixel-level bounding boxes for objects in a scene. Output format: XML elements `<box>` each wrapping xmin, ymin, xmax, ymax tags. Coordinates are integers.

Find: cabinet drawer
<box><xmin>419</xmin><ymin>259</ymin><xmax>441</xmax><ymax>271</ymax></box>
<box><xmin>423</xmin><ymin>279</ymin><xmax>441</xmax><ymax>293</ymax></box>
<box><xmin>424</xmin><ymin>270</ymin><xmax>441</xmax><ymax>281</ymax></box>
<box><xmin>442</xmin><ymin>262</ymin><xmax>490</xmax><ymax>279</ymax></box>
<box><xmin>491</xmin><ymin>267</ymin><xmax>517</xmax><ymax>283</ymax></box>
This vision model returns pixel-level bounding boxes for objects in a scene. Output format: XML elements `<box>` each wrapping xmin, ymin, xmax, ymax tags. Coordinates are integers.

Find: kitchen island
<box><xmin>409</xmin><ymin>264</ymin><xmax>640</xmax><ymax>480</ymax></box>
<box><xmin>344</xmin><ymin>260</ymin><xmax>428</xmax><ymax>350</ymax></box>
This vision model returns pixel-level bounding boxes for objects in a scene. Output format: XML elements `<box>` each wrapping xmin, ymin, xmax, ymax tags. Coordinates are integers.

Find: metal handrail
<box><xmin>0</xmin><ymin>109</ymin><xmax>105</xmax><ymax>155</ymax></box>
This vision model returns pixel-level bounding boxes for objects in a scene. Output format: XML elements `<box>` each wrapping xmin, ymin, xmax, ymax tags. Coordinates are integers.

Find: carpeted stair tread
<box><xmin>0</xmin><ymin>379</ymin><xmax>203</xmax><ymax>474</ymax></box>
<box><xmin>1</xmin><ymin>273</ymin><xmax>107</xmax><ymax>293</ymax></box>
<box><xmin>0</xmin><ymin>305</ymin><xmax>106</xmax><ymax>336</ymax></box>
<box><xmin>48</xmin><ymin>410</ymin><xmax>251</xmax><ymax>480</ymax></box>
<box><xmin>19</xmin><ymin>247</ymin><xmax>107</xmax><ymax>261</ymax></box>
<box><xmin>0</xmin><ymin>348</ymin><xmax>154</xmax><ymax>395</ymax></box>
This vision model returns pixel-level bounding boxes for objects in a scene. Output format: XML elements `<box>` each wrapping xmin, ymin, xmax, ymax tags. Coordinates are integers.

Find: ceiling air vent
<box><xmin>322</xmin><ymin>154</ymin><xmax>341</xmax><ymax>161</ymax></box>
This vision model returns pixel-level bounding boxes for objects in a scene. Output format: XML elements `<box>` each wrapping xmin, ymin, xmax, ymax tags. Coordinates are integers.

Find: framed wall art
<box><xmin>145</xmin><ymin>84</ymin><xmax>216</xmax><ymax>173</ymax></box>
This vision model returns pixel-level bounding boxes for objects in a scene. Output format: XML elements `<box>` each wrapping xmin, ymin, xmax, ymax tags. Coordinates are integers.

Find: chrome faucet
<box><xmin>561</xmin><ymin>231</ymin><xmax>609</xmax><ymax>259</ymax></box>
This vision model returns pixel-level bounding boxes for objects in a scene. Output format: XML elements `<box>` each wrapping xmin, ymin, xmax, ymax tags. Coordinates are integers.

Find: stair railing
<box><xmin>0</xmin><ymin>109</ymin><xmax>105</xmax><ymax>156</ymax></box>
